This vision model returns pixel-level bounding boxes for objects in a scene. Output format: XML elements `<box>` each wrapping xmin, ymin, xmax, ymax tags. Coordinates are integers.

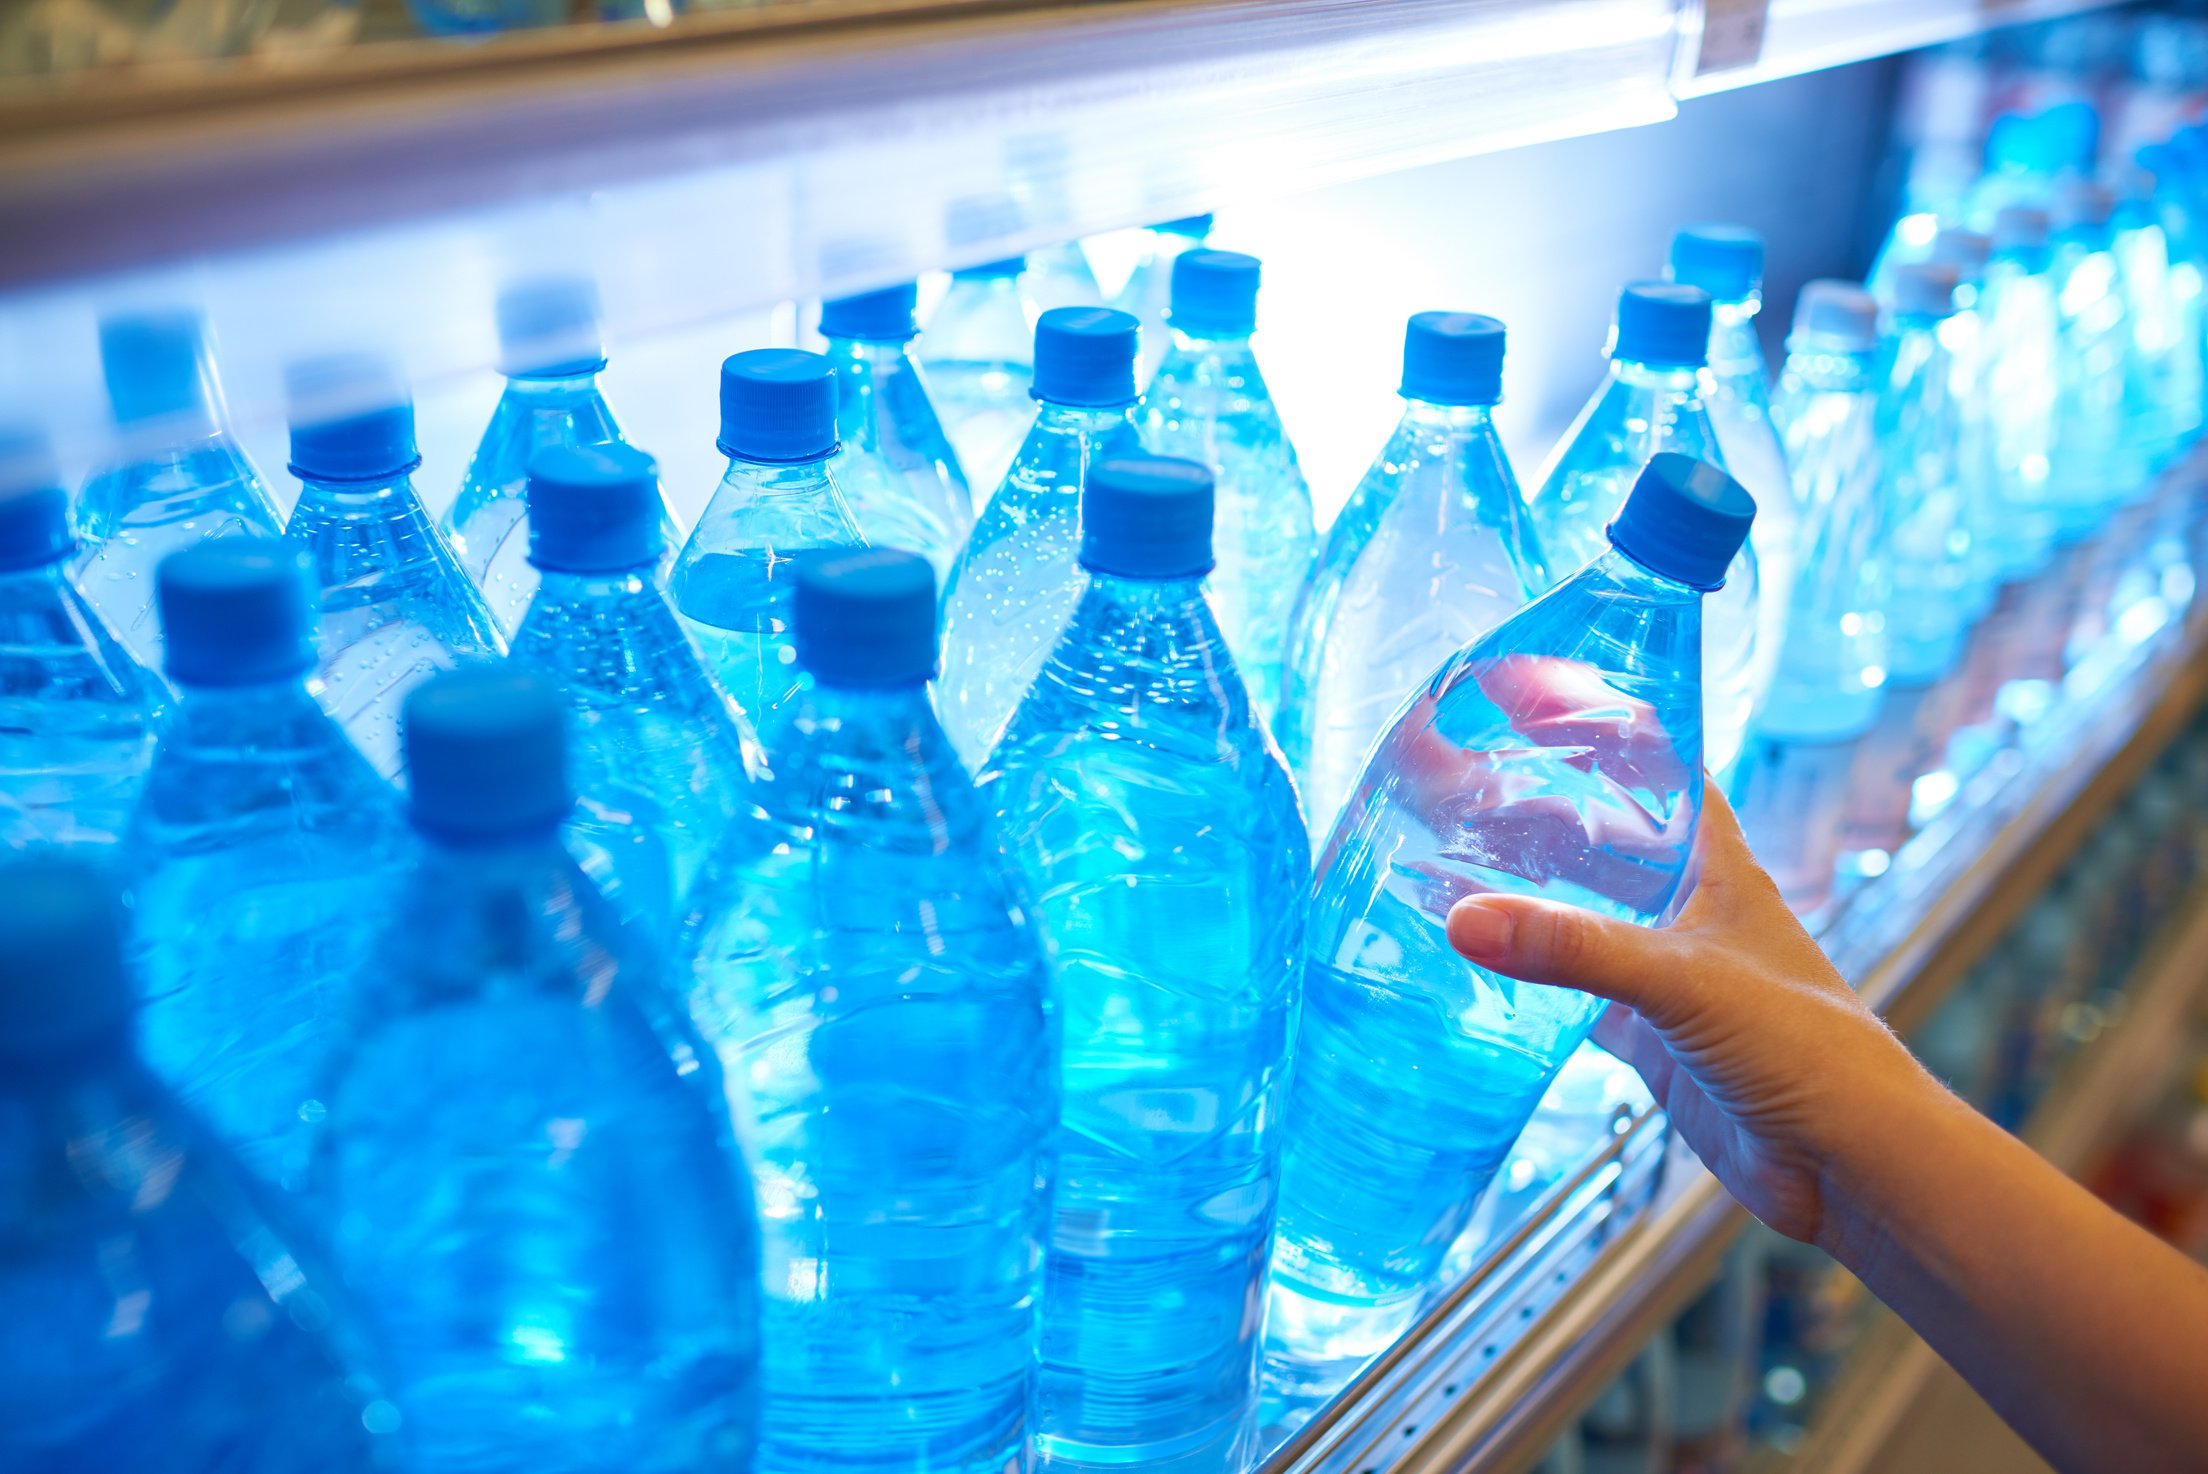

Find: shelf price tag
<box><xmin>1695</xmin><ymin>0</ymin><xmax>1768</xmax><ymax>76</ymax></box>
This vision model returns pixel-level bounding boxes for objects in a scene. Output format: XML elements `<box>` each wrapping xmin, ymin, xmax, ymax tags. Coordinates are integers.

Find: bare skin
<box><xmin>1445</xmin><ymin>788</ymin><xmax>2208</xmax><ymax>1474</ymax></box>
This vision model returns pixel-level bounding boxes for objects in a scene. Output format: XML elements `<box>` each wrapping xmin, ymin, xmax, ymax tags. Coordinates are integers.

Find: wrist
<box><xmin>1810</xmin><ymin>1044</ymin><xmax>1974</xmax><ymax>1274</ymax></box>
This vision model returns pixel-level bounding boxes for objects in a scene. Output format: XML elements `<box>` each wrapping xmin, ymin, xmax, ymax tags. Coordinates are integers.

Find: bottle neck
<box><xmin>1707</xmin><ymin>298</ymin><xmax>1765</xmax><ymax>372</ymax></box>
<box><xmin>1033</xmin><ymin>400</ymin><xmax>1137</xmax><ymax>431</ymax></box>
<box><xmin>1581</xmin><ymin>544</ymin><xmax>1705</xmax><ymax>604</ymax></box>
<box><xmin>720</xmin><ymin>452</ymin><xmax>836</xmax><ymax>490</ymax></box>
<box><xmin>170</xmin><ymin>675</ymin><xmax>328</xmax><ymax>744</ymax></box>
<box><xmin>502</xmin><ymin>369</ymin><xmax>606</xmax><ymax>407</ymax></box>
<box><xmin>529</xmin><ymin>566</ymin><xmax>661</xmax><ymax>605</ymax></box>
<box><xmin>1610</xmin><ymin>357</ymin><xmax>1705</xmax><ymax>395</ymax></box>
<box><xmin>290</xmin><ymin>470</ymin><xmax>424</xmax><ymax>511</ymax></box>
<box><xmin>1400</xmin><ymin>399</ymin><xmax>1500</xmax><ymax>432</ymax></box>
<box><xmin>823</xmin><ymin>337</ymin><xmax>915</xmax><ymax>374</ymax></box>
<box><xmin>1778</xmin><ymin>341</ymin><xmax>1876</xmax><ymax>394</ymax></box>
<box><xmin>1166</xmin><ymin>327</ymin><xmax>1255</xmax><ymax>356</ymax></box>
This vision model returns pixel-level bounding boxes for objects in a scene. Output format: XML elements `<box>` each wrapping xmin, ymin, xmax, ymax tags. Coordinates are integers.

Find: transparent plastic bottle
<box><xmin>1264</xmin><ymin>454</ymin><xmax>1749</xmax><ymax>1381</ymax></box>
<box><xmin>669</xmin><ymin>349</ymin><xmax>867</xmax><ymax>759</ymax></box>
<box><xmin>1667</xmin><ymin>225</ymin><xmax>1801</xmax><ymax>699</ymax></box>
<box><xmin>819</xmin><ymin>284</ymin><xmax>975</xmax><ymax>580</ymax></box>
<box><xmin>1278</xmin><ymin>313</ymin><xmax>1549</xmax><ymax>841</ymax></box>
<box><xmin>683</xmin><ymin>550</ymin><xmax>1054</xmax><ymax>1474</ymax></box>
<box><xmin>1529</xmin><ymin>283</ymin><xmax>1762</xmax><ymax>777</ymax></box>
<box><xmin>1928</xmin><ymin>227</ymin><xmax>2005</xmax><ymax>619</ymax></box>
<box><xmin>0</xmin><ymin>856</ymin><xmax>399</xmax><ymax>1474</ymax></box>
<box><xmin>2047</xmin><ymin>182</ymin><xmax>2142</xmax><ymax>540</ymax></box>
<box><xmin>918</xmin><ymin>259</ymin><xmax>1039</xmax><ymax>499</ymax></box>
<box><xmin>980</xmin><ymin>456</ymin><xmax>1307</xmax><ymax>1474</ymax></box>
<box><xmin>444</xmin><ymin>278</ymin><xmax>677</xmax><ymax>634</ymax></box>
<box><xmin>1111</xmin><ymin>215</ymin><xmax>1215</xmax><ymax>386</ymax></box>
<box><xmin>1876</xmin><ymin>263</ymin><xmax>1980</xmax><ymax>689</ymax></box>
<box><xmin>282</xmin><ymin>354</ymin><xmax>505</xmax><ymax>783</ymax></box>
<box><xmin>1756</xmin><ymin>281</ymin><xmax>1888</xmax><ymax>745</ymax></box>
<box><xmin>0</xmin><ymin>460</ymin><xmax>166</xmax><ymax>852</ymax></box>
<box><xmin>313</xmin><ymin>668</ymin><xmax>761</xmax><ymax>1474</ymax></box>
<box><xmin>513</xmin><ymin>443</ymin><xmax>759</xmax><ymax>939</ymax></box>
<box><xmin>938</xmin><ymin>307</ymin><xmax>1144</xmax><ymax>768</ymax></box>
<box><xmin>1138</xmin><ymin>250</ymin><xmax>1315</xmax><ymax>723</ymax></box>
<box><xmin>1974</xmin><ymin>206</ymin><xmax>2064</xmax><ymax>581</ymax></box>
<box><xmin>2123</xmin><ymin>146</ymin><xmax>2207</xmax><ymax>466</ymax></box>
<box><xmin>75</xmin><ymin>310</ymin><xmax>284</xmax><ymax>673</ymax></box>
<box><xmin>128</xmin><ymin>540</ymin><xmax>407</xmax><ymax>1192</ymax></box>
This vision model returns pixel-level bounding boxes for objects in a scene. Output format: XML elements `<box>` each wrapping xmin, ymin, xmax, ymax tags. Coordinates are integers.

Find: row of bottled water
<box><xmin>5</xmin><ymin>107</ymin><xmax>2205</xmax><ymax>1474</ymax></box>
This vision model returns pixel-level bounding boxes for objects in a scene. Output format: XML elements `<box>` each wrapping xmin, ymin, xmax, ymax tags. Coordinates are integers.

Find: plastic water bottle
<box><xmin>1928</xmin><ymin>227</ymin><xmax>2005</xmax><ymax>619</ymax></box>
<box><xmin>1528</xmin><ymin>284</ymin><xmax>1763</xmax><ymax>777</ymax></box>
<box><xmin>0</xmin><ymin>856</ymin><xmax>400</xmax><ymax>1473</ymax></box>
<box><xmin>670</xmin><ymin>349</ymin><xmax>867</xmax><ymax>752</ymax></box>
<box><xmin>282</xmin><ymin>354</ymin><xmax>505</xmax><ymax>782</ymax></box>
<box><xmin>0</xmin><ymin>456</ymin><xmax>166</xmax><ymax>852</ymax></box>
<box><xmin>514</xmin><ymin>443</ymin><xmax>759</xmax><ymax>937</ymax></box>
<box><xmin>128</xmin><ymin>540</ymin><xmax>407</xmax><ymax>1191</ymax></box>
<box><xmin>1278</xmin><ymin>313</ymin><xmax>1549</xmax><ymax>841</ymax></box>
<box><xmin>819</xmin><ymin>284</ymin><xmax>975</xmax><ymax>579</ymax></box>
<box><xmin>1264</xmin><ymin>453</ymin><xmax>1751</xmax><ymax>1381</ymax></box>
<box><xmin>75</xmin><ymin>311</ymin><xmax>283</xmax><ymax>673</ymax></box>
<box><xmin>1667</xmin><ymin>226</ymin><xmax>1801</xmax><ymax>696</ymax></box>
<box><xmin>980</xmin><ymin>456</ymin><xmax>1307</xmax><ymax>1473</ymax></box>
<box><xmin>1111</xmin><ymin>215</ymin><xmax>1215</xmax><ymax>385</ymax></box>
<box><xmin>2122</xmin><ymin>147</ymin><xmax>2207</xmax><ymax>465</ymax></box>
<box><xmin>314</xmin><ymin>667</ymin><xmax>761</xmax><ymax>1473</ymax></box>
<box><xmin>2049</xmin><ymin>182</ymin><xmax>2145</xmax><ymax>540</ymax></box>
<box><xmin>938</xmin><ymin>307</ymin><xmax>1144</xmax><ymax>767</ymax></box>
<box><xmin>445</xmin><ymin>278</ymin><xmax>679</xmax><ymax>633</ymax></box>
<box><xmin>918</xmin><ymin>259</ymin><xmax>1039</xmax><ymax>498</ymax></box>
<box><xmin>682</xmin><ymin>549</ymin><xmax>1054</xmax><ymax>1474</ymax></box>
<box><xmin>1756</xmin><ymin>281</ymin><xmax>1887</xmax><ymax>745</ymax></box>
<box><xmin>1139</xmin><ymin>249</ymin><xmax>1315</xmax><ymax>722</ymax></box>
<box><xmin>1876</xmin><ymin>263</ymin><xmax>1980</xmax><ymax>688</ymax></box>
<box><xmin>1975</xmin><ymin>206</ymin><xmax>2063</xmax><ymax>581</ymax></box>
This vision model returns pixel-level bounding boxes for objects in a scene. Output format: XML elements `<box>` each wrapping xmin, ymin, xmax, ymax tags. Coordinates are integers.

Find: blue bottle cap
<box><xmin>1155</xmin><ymin>214</ymin><xmax>1214</xmax><ymax>237</ymax></box>
<box><xmin>1031</xmin><ymin>307</ymin><xmax>1140</xmax><ymax>408</ymax></box>
<box><xmin>1400</xmin><ymin>312</ymin><xmax>1506</xmax><ymax>406</ymax></box>
<box><xmin>1079</xmin><ymin>455</ymin><xmax>1214</xmax><ymax>579</ymax></box>
<box><xmin>1612</xmin><ymin>283</ymin><xmax>1712</xmax><ymax>369</ymax></box>
<box><xmin>792</xmin><ymin>548</ymin><xmax>937</xmax><ymax>687</ymax></box>
<box><xmin>156</xmin><ymin>538</ymin><xmax>319</xmax><ymax>688</ymax></box>
<box><xmin>1888</xmin><ymin>262</ymin><xmax>1961</xmax><ymax>319</ymax></box>
<box><xmin>1788</xmin><ymin>280</ymin><xmax>1879</xmax><ymax>352</ymax></box>
<box><xmin>952</xmin><ymin>258</ymin><xmax>1026</xmax><ymax>281</ymax></box>
<box><xmin>0</xmin><ymin>856</ymin><xmax>132</xmax><ymax>1062</ymax></box>
<box><xmin>496</xmin><ymin>277</ymin><xmax>607</xmax><ymax>379</ymax></box>
<box><xmin>99</xmin><ymin>309</ymin><xmax>219</xmax><ymax>433</ymax></box>
<box><xmin>1606</xmin><ymin>453</ymin><xmax>1756</xmax><ymax>592</ymax></box>
<box><xmin>819</xmin><ymin>284</ymin><xmax>920</xmax><ymax>343</ymax></box>
<box><xmin>1169</xmin><ymin>250</ymin><xmax>1261</xmax><ymax>337</ymax></box>
<box><xmin>402</xmin><ymin>667</ymin><xmax>571</xmax><ymax>843</ymax></box>
<box><xmin>525</xmin><ymin>443</ymin><xmax>666</xmax><ymax>574</ymax></box>
<box><xmin>285</xmin><ymin>354</ymin><xmax>421</xmax><ymax>484</ymax></box>
<box><xmin>719</xmin><ymin>348</ymin><xmax>840</xmax><ymax>464</ymax></box>
<box><xmin>0</xmin><ymin>430</ymin><xmax>70</xmax><ymax>572</ymax></box>
<box><xmin>1667</xmin><ymin>224</ymin><xmax>1765</xmax><ymax>302</ymax></box>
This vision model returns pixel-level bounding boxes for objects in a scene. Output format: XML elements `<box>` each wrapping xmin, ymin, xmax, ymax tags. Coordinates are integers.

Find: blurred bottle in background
<box><xmin>819</xmin><ymin>284</ymin><xmax>974</xmax><ymax>581</ymax></box>
<box><xmin>685</xmin><ymin>549</ymin><xmax>1054</xmax><ymax>1474</ymax></box>
<box><xmin>1113</xmin><ymin>215</ymin><xmax>1216</xmax><ymax>385</ymax></box>
<box><xmin>314</xmin><ymin>668</ymin><xmax>761</xmax><ymax>1474</ymax></box>
<box><xmin>984</xmin><ymin>455</ymin><xmax>1306</xmax><ymax>1474</ymax></box>
<box><xmin>129</xmin><ymin>540</ymin><xmax>407</xmax><ymax>1192</ymax></box>
<box><xmin>671</xmin><ymin>349</ymin><xmax>867</xmax><ymax>758</ymax></box>
<box><xmin>0</xmin><ymin>441</ymin><xmax>166</xmax><ymax>853</ymax></box>
<box><xmin>1279</xmin><ymin>313</ymin><xmax>1548</xmax><ymax>841</ymax></box>
<box><xmin>2121</xmin><ymin>145</ymin><xmax>2207</xmax><ymax>466</ymax></box>
<box><xmin>1139</xmin><ymin>249</ymin><xmax>1315</xmax><ymax>724</ymax></box>
<box><xmin>282</xmin><ymin>353</ymin><xmax>505</xmax><ymax>782</ymax></box>
<box><xmin>0</xmin><ymin>856</ymin><xmax>399</xmax><ymax>1474</ymax></box>
<box><xmin>513</xmin><ymin>443</ymin><xmax>759</xmax><ymax>939</ymax></box>
<box><xmin>1530</xmin><ymin>283</ymin><xmax>1763</xmax><ymax>778</ymax></box>
<box><xmin>1267</xmin><ymin>455</ymin><xmax>1747</xmax><ymax>1397</ymax></box>
<box><xmin>2046</xmin><ymin>180</ymin><xmax>2143</xmax><ymax>539</ymax></box>
<box><xmin>919</xmin><ymin>258</ymin><xmax>1040</xmax><ymax>497</ymax></box>
<box><xmin>1026</xmin><ymin>241</ymin><xmax>1106</xmax><ymax>315</ymax></box>
<box><xmin>75</xmin><ymin>310</ymin><xmax>283</xmax><ymax>673</ymax></box>
<box><xmin>445</xmin><ymin>277</ymin><xmax>676</xmax><ymax>634</ymax></box>
<box><xmin>1976</xmin><ymin>206</ymin><xmax>2064</xmax><ymax>581</ymax></box>
<box><xmin>938</xmin><ymin>306</ymin><xmax>1143</xmax><ymax>768</ymax></box>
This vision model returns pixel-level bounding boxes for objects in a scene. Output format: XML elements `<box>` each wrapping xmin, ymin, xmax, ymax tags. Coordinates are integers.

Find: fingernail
<box><xmin>1449</xmin><ymin>900</ymin><xmax>1512</xmax><ymax>964</ymax></box>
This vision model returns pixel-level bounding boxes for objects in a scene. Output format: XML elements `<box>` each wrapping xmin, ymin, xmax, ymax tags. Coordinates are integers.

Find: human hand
<box><xmin>1444</xmin><ymin>786</ymin><xmax>1938</xmax><ymax>1248</ymax></box>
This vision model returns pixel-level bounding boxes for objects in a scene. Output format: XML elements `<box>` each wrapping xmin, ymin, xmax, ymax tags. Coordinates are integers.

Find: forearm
<box><xmin>1817</xmin><ymin>1068</ymin><xmax>2208</xmax><ymax>1474</ymax></box>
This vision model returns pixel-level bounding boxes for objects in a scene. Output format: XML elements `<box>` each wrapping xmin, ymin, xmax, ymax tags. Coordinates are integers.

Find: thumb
<box><xmin>1446</xmin><ymin>894</ymin><xmax>1686</xmax><ymax>1019</ymax></box>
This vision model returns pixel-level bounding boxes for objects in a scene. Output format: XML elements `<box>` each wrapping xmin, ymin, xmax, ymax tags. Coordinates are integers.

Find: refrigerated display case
<box><xmin>5</xmin><ymin>2</ymin><xmax>2204</xmax><ymax>1472</ymax></box>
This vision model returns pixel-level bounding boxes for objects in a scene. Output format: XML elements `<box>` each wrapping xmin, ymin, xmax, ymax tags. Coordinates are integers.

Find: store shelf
<box><xmin>1260</xmin><ymin>463</ymin><xmax>2208</xmax><ymax>1474</ymax></box>
<box><xmin>1753</xmin><ymin>880</ymin><xmax>2208</xmax><ymax>1474</ymax></box>
<box><xmin>0</xmin><ymin>0</ymin><xmax>2127</xmax><ymax>298</ymax></box>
